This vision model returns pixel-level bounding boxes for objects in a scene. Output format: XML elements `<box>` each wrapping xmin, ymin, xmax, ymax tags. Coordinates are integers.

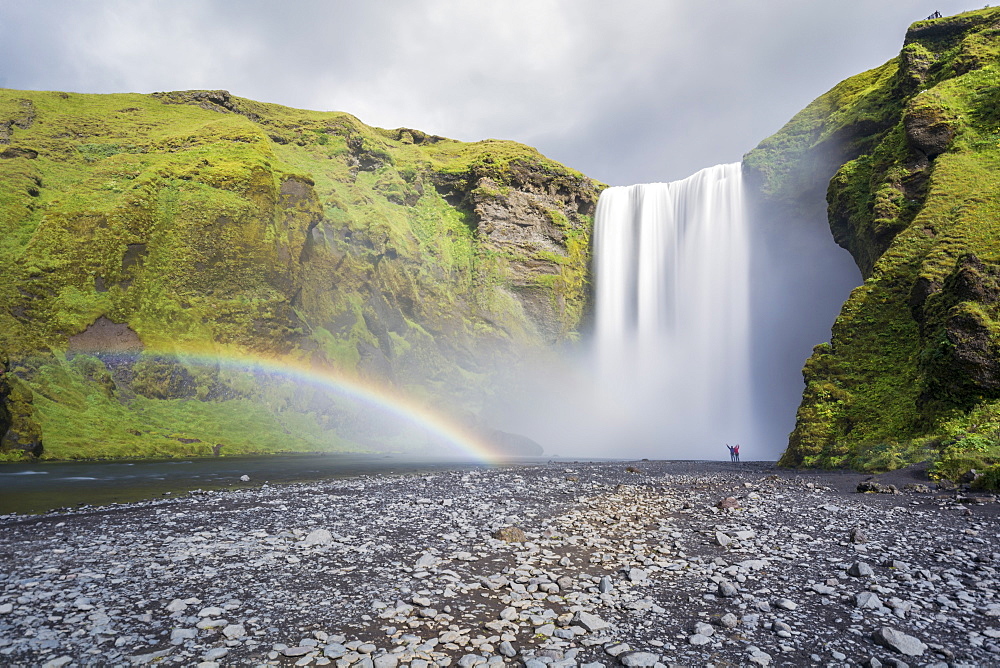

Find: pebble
<box><xmin>303</xmin><ymin>528</ymin><xmax>334</xmax><ymax>546</ymax></box>
<box><xmin>0</xmin><ymin>461</ymin><xmax>996</xmax><ymax>668</ymax></box>
<box><xmin>620</xmin><ymin>651</ymin><xmax>660</xmax><ymax>666</ymax></box>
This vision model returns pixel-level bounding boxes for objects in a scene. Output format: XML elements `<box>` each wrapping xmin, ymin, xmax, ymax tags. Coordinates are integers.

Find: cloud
<box><xmin>1</xmin><ymin>0</ymin><xmax>975</xmax><ymax>182</ymax></box>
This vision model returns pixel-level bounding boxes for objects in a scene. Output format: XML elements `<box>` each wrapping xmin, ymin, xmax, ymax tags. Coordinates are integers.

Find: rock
<box><xmin>774</xmin><ymin>598</ymin><xmax>797</xmax><ymax>611</ymax></box>
<box><xmin>748</xmin><ymin>646</ymin><xmax>772</xmax><ymax>666</ymax></box>
<box><xmin>856</xmin><ymin>592</ymin><xmax>883</xmax><ymax>609</ymax></box>
<box><xmin>41</xmin><ymin>657</ymin><xmax>73</xmax><ymax>668</ymax></box>
<box><xmin>693</xmin><ymin>622</ymin><xmax>714</xmax><ymax>637</ymax></box>
<box><xmin>719</xmin><ymin>613</ymin><xmax>739</xmax><ymax>629</ymax></box>
<box><xmin>203</xmin><ymin>647</ymin><xmax>229</xmax><ymax>661</ymax></box>
<box><xmin>303</xmin><ymin>528</ymin><xmax>333</xmax><ymax>546</ymax></box>
<box><xmin>857</xmin><ymin>481</ymin><xmax>899</xmax><ymax>494</ymax></box>
<box><xmin>811</xmin><ymin>583</ymin><xmax>836</xmax><ymax>595</ymax></box>
<box><xmin>374</xmin><ymin>655</ymin><xmax>398</xmax><ymax>668</ymax></box>
<box><xmin>222</xmin><ymin>623</ymin><xmax>246</xmax><ymax>639</ymax></box>
<box><xmin>688</xmin><ymin>633</ymin><xmax>711</xmax><ymax>645</ymax></box>
<box><xmin>604</xmin><ymin>643</ymin><xmax>630</xmax><ymax>657</ymax></box>
<box><xmin>0</xmin><ymin>603</ymin><xmax>12</xmax><ymax>614</ymax></box>
<box><xmin>848</xmin><ymin>561</ymin><xmax>875</xmax><ymax>577</ymax></box>
<box><xmin>620</xmin><ymin>651</ymin><xmax>660</xmax><ymax>667</ymax></box>
<box><xmin>599</xmin><ymin>576</ymin><xmax>613</xmax><ymax>593</ymax></box>
<box><xmin>739</xmin><ymin>559</ymin><xmax>769</xmax><ymax>571</ymax></box>
<box><xmin>282</xmin><ymin>646</ymin><xmax>313</xmax><ymax>657</ymax></box>
<box><xmin>717</xmin><ymin>497</ymin><xmax>741</xmax><ymax>510</ymax></box>
<box><xmin>715</xmin><ymin>531</ymin><xmax>732</xmax><ymax>547</ymax></box>
<box><xmin>458</xmin><ymin>654</ymin><xmax>486</xmax><ymax>667</ymax></box>
<box><xmin>414</xmin><ymin>552</ymin><xmax>438</xmax><ymax>569</ymax></box>
<box><xmin>492</xmin><ymin>526</ymin><xmax>527</xmax><ymax>542</ymax></box>
<box><xmin>239</xmin><ymin>474</ymin><xmax>250</xmax><ymax>482</ymax></box>
<box><xmin>573</xmin><ymin>611</ymin><xmax>611</xmax><ymax>633</ymax></box>
<box><xmin>324</xmin><ymin>644</ymin><xmax>348</xmax><ymax>658</ymax></box>
<box><xmin>170</xmin><ymin>628</ymin><xmax>197</xmax><ymax>644</ymax></box>
<box><xmin>197</xmin><ymin>606</ymin><xmax>225</xmax><ymax>617</ymax></box>
<box><xmin>627</xmin><ymin>568</ymin><xmax>648</xmax><ymax>583</ymax></box>
<box><xmin>904</xmin><ymin>104</ymin><xmax>956</xmax><ymax>158</ymax></box>
<box><xmin>872</xmin><ymin>627</ymin><xmax>927</xmax><ymax>656</ymax></box>
<box><xmin>498</xmin><ymin>640</ymin><xmax>517</xmax><ymax>657</ymax></box>
<box><xmin>165</xmin><ymin>598</ymin><xmax>188</xmax><ymax>613</ymax></box>
<box><xmin>849</xmin><ymin>526</ymin><xmax>868</xmax><ymax>544</ymax></box>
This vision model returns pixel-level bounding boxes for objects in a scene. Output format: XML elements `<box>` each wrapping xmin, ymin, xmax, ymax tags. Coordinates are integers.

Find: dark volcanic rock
<box><xmin>857</xmin><ymin>481</ymin><xmax>900</xmax><ymax>494</ymax></box>
<box><xmin>903</xmin><ymin>104</ymin><xmax>956</xmax><ymax>159</ymax></box>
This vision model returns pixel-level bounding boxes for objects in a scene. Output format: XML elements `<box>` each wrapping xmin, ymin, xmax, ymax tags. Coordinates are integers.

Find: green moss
<box><xmin>759</xmin><ymin>8</ymin><xmax>1000</xmax><ymax>479</ymax></box>
<box><xmin>0</xmin><ymin>87</ymin><xmax>600</xmax><ymax>460</ymax></box>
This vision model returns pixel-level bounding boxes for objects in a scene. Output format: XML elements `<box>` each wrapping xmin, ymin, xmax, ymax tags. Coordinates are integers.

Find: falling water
<box><xmin>593</xmin><ymin>162</ymin><xmax>752</xmax><ymax>453</ymax></box>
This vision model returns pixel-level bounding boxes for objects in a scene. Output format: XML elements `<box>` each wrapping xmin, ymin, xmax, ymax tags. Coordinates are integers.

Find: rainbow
<box><xmin>126</xmin><ymin>349</ymin><xmax>501</xmax><ymax>463</ymax></box>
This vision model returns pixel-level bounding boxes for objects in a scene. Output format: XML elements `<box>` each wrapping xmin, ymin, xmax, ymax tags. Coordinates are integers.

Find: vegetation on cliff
<box><xmin>746</xmin><ymin>7</ymin><xmax>1000</xmax><ymax>484</ymax></box>
<box><xmin>0</xmin><ymin>89</ymin><xmax>600</xmax><ymax>459</ymax></box>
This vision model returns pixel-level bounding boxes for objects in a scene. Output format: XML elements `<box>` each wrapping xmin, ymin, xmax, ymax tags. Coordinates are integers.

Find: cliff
<box><xmin>746</xmin><ymin>7</ymin><xmax>1000</xmax><ymax>482</ymax></box>
<box><xmin>0</xmin><ymin>89</ymin><xmax>600</xmax><ymax>459</ymax></box>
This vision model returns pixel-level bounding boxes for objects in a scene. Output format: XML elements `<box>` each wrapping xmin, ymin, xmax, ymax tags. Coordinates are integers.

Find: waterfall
<box><xmin>593</xmin><ymin>162</ymin><xmax>752</xmax><ymax>453</ymax></box>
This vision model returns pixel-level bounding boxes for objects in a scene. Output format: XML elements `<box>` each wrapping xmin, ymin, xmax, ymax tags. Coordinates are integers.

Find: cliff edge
<box><xmin>746</xmin><ymin>7</ymin><xmax>1000</xmax><ymax>484</ymax></box>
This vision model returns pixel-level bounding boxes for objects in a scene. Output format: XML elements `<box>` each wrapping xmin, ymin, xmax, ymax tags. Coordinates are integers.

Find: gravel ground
<box><xmin>0</xmin><ymin>460</ymin><xmax>997</xmax><ymax>668</ymax></box>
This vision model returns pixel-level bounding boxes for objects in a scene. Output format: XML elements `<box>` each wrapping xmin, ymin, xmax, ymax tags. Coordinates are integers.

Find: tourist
<box><xmin>726</xmin><ymin>444</ymin><xmax>736</xmax><ymax>462</ymax></box>
<box><xmin>734</xmin><ymin>444</ymin><xmax>741</xmax><ymax>462</ymax></box>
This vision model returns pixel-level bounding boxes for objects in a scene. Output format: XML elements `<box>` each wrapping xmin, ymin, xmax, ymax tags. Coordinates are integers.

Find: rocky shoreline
<box><xmin>0</xmin><ymin>460</ymin><xmax>997</xmax><ymax>667</ymax></box>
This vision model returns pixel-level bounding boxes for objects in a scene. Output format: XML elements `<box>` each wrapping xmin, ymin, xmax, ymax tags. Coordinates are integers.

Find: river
<box><xmin>0</xmin><ymin>454</ymin><xmax>553</xmax><ymax>515</ymax></box>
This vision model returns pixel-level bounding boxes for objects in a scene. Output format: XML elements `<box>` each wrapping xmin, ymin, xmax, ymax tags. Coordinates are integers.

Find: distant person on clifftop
<box><xmin>726</xmin><ymin>444</ymin><xmax>736</xmax><ymax>462</ymax></box>
<box><xmin>734</xmin><ymin>444</ymin><xmax>741</xmax><ymax>462</ymax></box>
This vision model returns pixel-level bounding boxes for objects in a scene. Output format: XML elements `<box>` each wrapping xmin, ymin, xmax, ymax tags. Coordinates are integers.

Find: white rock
<box><xmin>198</xmin><ymin>606</ymin><xmax>225</xmax><ymax>617</ymax></box>
<box><xmin>573</xmin><ymin>611</ymin><xmax>611</xmax><ymax>632</ymax></box>
<box><xmin>165</xmin><ymin>599</ymin><xmax>187</xmax><ymax>613</ymax></box>
<box><xmin>222</xmin><ymin>623</ymin><xmax>246</xmax><ymax>639</ymax></box>
<box><xmin>415</xmin><ymin>553</ymin><xmax>438</xmax><ymax>569</ymax></box>
<box><xmin>41</xmin><ymin>657</ymin><xmax>73</xmax><ymax>668</ymax></box>
<box><xmin>170</xmin><ymin>628</ymin><xmax>198</xmax><ymax>644</ymax></box>
<box><xmin>303</xmin><ymin>529</ymin><xmax>333</xmax><ymax>547</ymax></box>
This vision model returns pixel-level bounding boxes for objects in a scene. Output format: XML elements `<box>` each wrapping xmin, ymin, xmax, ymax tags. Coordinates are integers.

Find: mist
<box><xmin>483</xmin><ymin>162</ymin><xmax>861</xmax><ymax>462</ymax></box>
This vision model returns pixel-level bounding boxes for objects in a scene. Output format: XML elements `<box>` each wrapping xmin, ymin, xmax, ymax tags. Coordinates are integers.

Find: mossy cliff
<box><xmin>746</xmin><ymin>7</ymin><xmax>1000</xmax><ymax>480</ymax></box>
<box><xmin>0</xmin><ymin>89</ymin><xmax>600</xmax><ymax>459</ymax></box>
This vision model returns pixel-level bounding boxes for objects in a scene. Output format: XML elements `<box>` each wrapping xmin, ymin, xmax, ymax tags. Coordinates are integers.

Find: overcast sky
<box><xmin>0</xmin><ymin>0</ymin><xmax>980</xmax><ymax>185</ymax></box>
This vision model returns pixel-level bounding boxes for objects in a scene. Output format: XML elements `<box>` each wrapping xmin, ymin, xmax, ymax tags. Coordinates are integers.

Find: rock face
<box><xmin>0</xmin><ymin>353</ymin><xmax>42</xmax><ymax>457</ymax></box>
<box><xmin>0</xmin><ymin>88</ymin><xmax>601</xmax><ymax>459</ymax></box>
<box><xmin>745</xmin><ymin>7</ymin><xmax>1000</xmax><ymax>477</ymax></box>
